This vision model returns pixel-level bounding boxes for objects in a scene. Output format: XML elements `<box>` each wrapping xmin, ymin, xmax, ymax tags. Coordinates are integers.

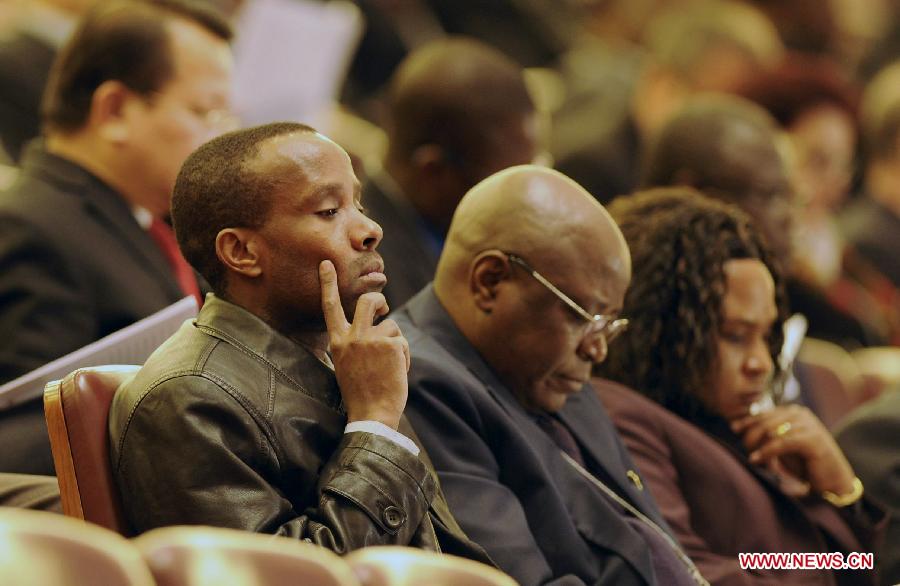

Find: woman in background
<box><xmin>595</xmin><ymin>187</ymin><xmax>885</xmax><ymax>585</ymax></box>
<box><xmin>737</xmin><ymin>54</ymin><xmax>900</xmax><ymax>345</ymax></box>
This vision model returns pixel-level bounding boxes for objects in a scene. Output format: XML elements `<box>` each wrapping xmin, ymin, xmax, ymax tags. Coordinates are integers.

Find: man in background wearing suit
<box><xmin>395</xmin><ymin>166</ymin><xmax>705</xmax><ymax>585</ymax></box>
<box><xmin>364</xmin><ymin>37</ymin><xmax>542</xmax><ymax>309</ymax></box>
<box><xmin>0</xmin><ymin>0</ymin><xmax>233</xmax><ymax>474</ymax></box>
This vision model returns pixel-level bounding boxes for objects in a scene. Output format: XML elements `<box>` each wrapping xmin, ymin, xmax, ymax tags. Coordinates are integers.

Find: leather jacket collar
<box><xmin>195</xmin><ymin>294</ymin><xmax>343</xmax><ymax>412</ymax></box>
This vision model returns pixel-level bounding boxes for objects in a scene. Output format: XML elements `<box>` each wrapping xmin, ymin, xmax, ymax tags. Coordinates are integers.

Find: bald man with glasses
<box><xmin>393</xmin><ymin>165</ymin><xmax>706</xmax><ymax>586</ymax></box>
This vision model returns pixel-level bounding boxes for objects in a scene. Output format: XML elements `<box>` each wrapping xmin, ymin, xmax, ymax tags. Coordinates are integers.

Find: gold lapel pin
<box><xmin>627</xmin><ymin>470</ymin><xmax>644</xmax><ymax>491</ymax></box>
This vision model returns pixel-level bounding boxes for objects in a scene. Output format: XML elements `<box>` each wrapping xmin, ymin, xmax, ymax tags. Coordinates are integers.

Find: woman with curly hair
<box><xmin>594</xmin><ymin>187</ymin><xmax>885</xmax><ymax>586</ymax></box>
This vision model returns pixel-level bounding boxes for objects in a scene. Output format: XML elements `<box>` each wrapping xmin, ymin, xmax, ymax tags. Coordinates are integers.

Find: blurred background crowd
<box><xmin>7</xmin><ymin>0</ymin><xmax>899</xmax><ymax>354</ymax></box>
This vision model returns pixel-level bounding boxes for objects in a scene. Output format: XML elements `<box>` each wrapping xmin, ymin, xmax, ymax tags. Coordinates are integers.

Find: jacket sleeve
<box><xmin>112</xmin><ymin>376</ymin><xmax>437</xmax><ymax>552</ymax></box>
<box><xmin>0</xmin><ymin>213</ymin><xmax>96</xmax><ymax>382</ymax></box>
<box><xmin>404</xmin><ymin>372</ymin><xmax>590</xmax><ymax>586</ymax></box>
<box><xmin>609</xmin><ymin>404</ymin><xmax>780</xmax><ymax>586</ymax></box>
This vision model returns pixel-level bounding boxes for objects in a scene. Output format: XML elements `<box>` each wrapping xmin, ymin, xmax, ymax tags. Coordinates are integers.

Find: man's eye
<box><xmin>316</xmin><ymin>209</ymin><xmax>339</xmax><ymax>218</ymax></box>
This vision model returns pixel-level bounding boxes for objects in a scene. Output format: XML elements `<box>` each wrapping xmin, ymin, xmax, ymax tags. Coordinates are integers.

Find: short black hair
<box><xmin>641</xmin><ymin>96</ymin><xmax>780</xmax><ymax>199</ymax></box>
<box><xmin>42</xmin><ymin>0</ymin><xmax>232</xmax><ymax>134</ymax></box>
<box><xmin>172</xmin><ymin>122</ymin><xmax>316</xmax><ymax>294</ymax></box>
<box><xmin>386</xmin><ymin>37</ymin><xmax>534</xmax><ymax>166</ymax></box>
<box><xmin>597</xmin><ymin>187</ymin><xmax>787</xmax><ymax>423</ymax></box>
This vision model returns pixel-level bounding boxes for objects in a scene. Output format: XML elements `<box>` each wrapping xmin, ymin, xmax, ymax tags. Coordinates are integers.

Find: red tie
<box><xmin>147</xmin><ymin>218</ymin><xmax>202</xmax><ymax>307</ymax></box>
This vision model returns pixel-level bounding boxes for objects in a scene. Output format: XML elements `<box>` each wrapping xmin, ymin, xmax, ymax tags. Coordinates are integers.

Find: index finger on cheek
<box><xmin>319</xmin><ymin>260</ymin><xmax>348</xmax><ymax>333</ymax></box>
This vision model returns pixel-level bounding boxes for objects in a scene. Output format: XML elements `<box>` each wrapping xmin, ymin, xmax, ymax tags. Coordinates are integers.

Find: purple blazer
<box><xmin>596</xmin><ymin>379</ymin><xmax>885</xmax><ymax>586</ymax></box>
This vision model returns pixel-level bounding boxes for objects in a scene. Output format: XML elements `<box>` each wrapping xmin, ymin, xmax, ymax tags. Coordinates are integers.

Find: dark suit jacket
<box><xmin>0</xmin><ymin>144</ymin><xmax>185</xmax><ymax>474</ymax></box>
<box><xmin>396</xmin><ymin>287</ymin><xmax>674</xmax><ymax>586</ymax></box>
<box><xmin>598</xmin><ymin>380</ymin><xmax>885</xmax><ymax>586</ymax></box>
<box><xmin>835</xmin><ymin>389</ymin><xmax>900</xmax><ymax>586</ymax></box>
<box><xmin>0</xmin><ymin>31</ymin><xmax>54</xmax><ymax>162</ymax></box>
<box><xmin>361</xmin><ymin>175</ymin><xmax>438</xmax><ymax>310</ymax></box>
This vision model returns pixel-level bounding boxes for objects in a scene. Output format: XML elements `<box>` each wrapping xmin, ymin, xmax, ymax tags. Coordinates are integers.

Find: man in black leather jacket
<box><xmin>108</xmin><ymin>122</ymin><xmax>490</xmax><ymax>563</ymax></box>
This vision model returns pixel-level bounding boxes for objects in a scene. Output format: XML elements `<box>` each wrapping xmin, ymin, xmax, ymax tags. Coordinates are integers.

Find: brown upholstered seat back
<box><xmin>44</xmin><ymin>365</ymin><xmax>140</xmax><ymax>535</ymax></box>
<box><xmin>346</xmin><ymin>546</ymin><xmax>518</xmax><ymax>586</ymax></box>
<box><xmin>134</xmin><ymin>525</ymin><xmax>361</xmax><ymax>586</ymax></box>
<box><xmin>795</xmin><ymin>338</ymin><xmax>864</xmax><ymax>429</ymax></box>
<box><xmin>0</xmin><ymin>507</ymin><xmax>155</xmax><ymax>586</ymax></box>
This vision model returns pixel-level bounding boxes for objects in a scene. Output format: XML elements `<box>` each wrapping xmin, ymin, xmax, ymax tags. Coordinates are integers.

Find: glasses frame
<box><xmin>140</xmin><ymin>89</ymin><xmax>238</xmax><ymax>130</ymax></box>
<box><xmin>504</xmin><ymin>252</ymin><xmax>628</xmax><ymax>344</ymax></box>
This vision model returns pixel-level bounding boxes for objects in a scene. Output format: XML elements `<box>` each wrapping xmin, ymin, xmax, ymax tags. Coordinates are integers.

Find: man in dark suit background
<box><xmin>364</xmin><ymin>37</ymin><xmax>542</xmax><ymax>309</ymax></box>
<box><xmin>641</xmin><ymin>94</ymin><xmax>882</xmax><ymax>350</ymax></box>
<box><xmin>395</xmin><ymin>165</ymin><xmax>705</xmax><ymax>585</ymax></box>
<box><xmin>0</xmin><ymin>0</ymin><xmax>234</xmax><ymax>474</ymax></box>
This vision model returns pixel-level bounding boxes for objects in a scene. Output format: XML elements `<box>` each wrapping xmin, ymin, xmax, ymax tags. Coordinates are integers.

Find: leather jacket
<box><xmin>109</xmin><ymin>294</ymin><xmax>489</xmax><ymax>562</ymax></box>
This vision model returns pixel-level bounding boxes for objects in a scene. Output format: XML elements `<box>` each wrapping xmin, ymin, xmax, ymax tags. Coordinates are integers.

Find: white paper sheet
<box><xmin>232</xmin><ymin>0</ymin><xmax>364</xmax><ymax>131</ymax></box>
<box><xmin>0</xmin><ymin>296</ymin><xmax>199</xmax><ymax>409</ymax></box>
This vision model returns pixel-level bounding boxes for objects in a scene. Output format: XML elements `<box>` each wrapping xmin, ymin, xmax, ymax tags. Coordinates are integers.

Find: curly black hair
<box><xmin>596</xmin><ymin>187</ymin><xmax>788</xmax><ymax>423</ymax></box>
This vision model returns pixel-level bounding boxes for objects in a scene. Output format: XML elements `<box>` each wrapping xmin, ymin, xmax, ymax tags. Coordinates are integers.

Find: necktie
<box><xmin>539</xmin><ymin>415</ymin><xmax>707</xmax><ymax>585</ymax></box>
<box><xmin>534</xmin><ymin>413</ymin><xmax>585</xmax><ymax>466</ymax></box>
<box><xmin>147</xmin><ymin>218</ymin><xmax>202</xmax><ymax>307</ymax></box>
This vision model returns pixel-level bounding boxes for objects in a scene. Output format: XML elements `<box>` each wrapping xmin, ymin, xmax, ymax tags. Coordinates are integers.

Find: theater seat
<box><xmin>795</xmin><ymin>338</ymin><xmax>862</xmax><ymax>428</ymax></box>
<box><xmin>346</xmin><ymin>546</ymin><xmax>517</xmax><ymax>586</ymax></box>
<box><xmin>134</xmin><ymin>525</ymin><xmax>360</xmax><ymax>586</ymax></box>
<box><xmin>0</xmin><ymin>507</ymin><xmax>154</xmax><ymax>586</ymax></box>
<box><xmin>851</xmin><ymin>346</ymin><xmax>900</xmax><ymax>403</ymax></box>
<box><xmin>43</xmin><ymin>365</ymin><xmax>140</xmax><ymax>535</ymax></box>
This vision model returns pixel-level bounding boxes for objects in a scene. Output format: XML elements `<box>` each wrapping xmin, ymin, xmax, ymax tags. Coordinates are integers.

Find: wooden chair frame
<box><xmin>44</xmin><ymin>365</ymin><xmax>140</xmax><ymax>533</ymax></box>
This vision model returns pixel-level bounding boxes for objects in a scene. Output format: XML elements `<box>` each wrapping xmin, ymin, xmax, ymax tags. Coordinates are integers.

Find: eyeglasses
<box><xmin>504</xmin><ymin>252</ymin><xmax>628</xmax><ymax>344</ymax></box>
<box><xmin>141</xmin><ymin>90</ymin><xmax>238</xmax><ymax>130</ymax></box>
<box><xmin>188</xmin><ymin>106</ymin><xmax>238</xmax><ymax>130</ymax></box>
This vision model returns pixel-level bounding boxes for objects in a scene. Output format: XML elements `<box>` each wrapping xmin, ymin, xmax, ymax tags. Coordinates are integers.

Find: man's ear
<box><xmin>413</xmin><ymin>143</ymin><xmax>465</xmax><ymax>188</ymax></box>
<box><xmin>411</xmin><ymin>143</ymin><xmax>448</xmax><ymax>176</ymax></box>
<box><xmin>412</xmin><ymin>143</ymin><xmax>467</xmax><ymax>223</ymax></box>
<box><xmin>91</xmin><ymin>80</ymin><xmax>134</xmax><ymax>144</ymax></box>
<box><xmin>216</xmin><ymin>228</ymin><xmax>263</xmax><ymax>279</ymax></box>
<box><xmin>470</xmin><ymin>251</ymin><xmax>511</xmax><ymax>314</ymax></box>
<box><xmin>672</xmin><ymin>167</ymin><xmax>697</xmax><ymax>188</ymax></box>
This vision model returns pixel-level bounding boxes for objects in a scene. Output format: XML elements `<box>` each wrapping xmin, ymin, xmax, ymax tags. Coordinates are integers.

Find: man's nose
<box><xmin>351</xmin><ymin>209</ymin><xmax>383</xmax><ymax>251</ymax></box>
<box><xmin>578</xmin><ymin>333</ymin><xmax>608</xmax><ymax>364</ymax></box>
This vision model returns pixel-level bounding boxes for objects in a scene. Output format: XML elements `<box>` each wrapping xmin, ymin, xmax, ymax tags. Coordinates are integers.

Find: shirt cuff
<box><xmin>344</xmin><ymin>421</ymin><xmax>420</xmax><ymax>456</ymax></box>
